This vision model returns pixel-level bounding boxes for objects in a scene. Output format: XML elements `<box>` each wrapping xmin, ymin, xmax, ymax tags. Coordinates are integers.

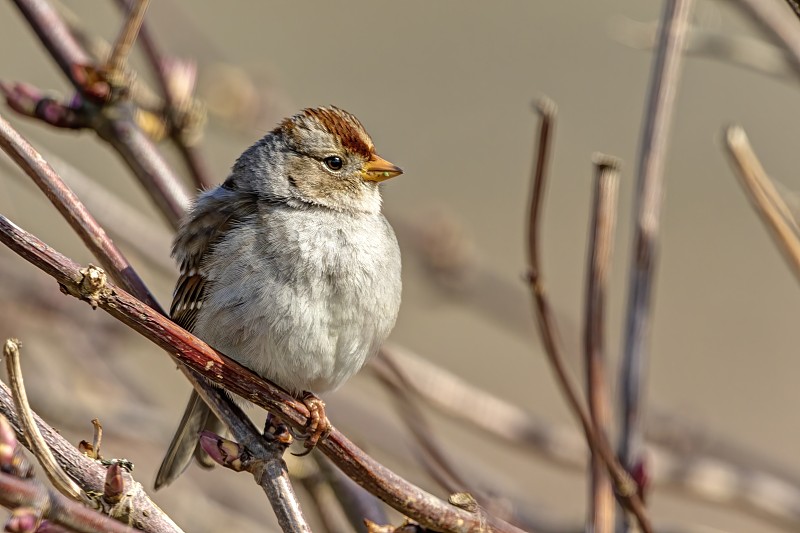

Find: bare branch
<box><xmin>618</xmin><ymin>0</ymin><xmax>693</xmax><ymax>479</ymax></box>
<box><xmin>2</xmin><ymin>339</ymin><xmax>84</xmax><ymax>501</ymax></box>
<box><xmin>524</xmin><ymin>99</ymin><xmax>650</xmax><ymax>532</ymax></box>
<box><xmin>583</xmin><ymin>156</ymin><xmax>621</xmax><ymax>532</ymax></box>
<box><xmin>10</xmin><ymin>0</ymin><xmax>191</xmax><ymax>228</ymax></box>
<box><xmin>0</xmin><ymin>382</ymin><xmax>183</xmax><ymax>533</ymax></box>
<box><xmin>106</xmin><ymin>0</ymin><xmax>150</xmax><ymax>77</ymax></box>
<box><xmin>723</xmin><ymin>126</ymin><xmax>800</xmax><ymax>280</ymax></box>
<box><xmin>195</xmin><ymin>387</ymin><xmax>312</xmax><ymax>533</ymax></box>
<box><xmin>0</xmin><ymin>111</ymin><xmax>161</xmax><ymax>309</ymax></box>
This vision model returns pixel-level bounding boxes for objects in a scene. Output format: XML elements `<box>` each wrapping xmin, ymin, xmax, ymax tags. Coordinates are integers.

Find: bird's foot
<box><xmin>263</xmin><ymin>412</ymin><xmax>293</xmax><ymax>446</ymax></box>
<box><xmin>292</xmin><ymin>391</ymin><xmax>331</xmax><ymax>457</ymax></box>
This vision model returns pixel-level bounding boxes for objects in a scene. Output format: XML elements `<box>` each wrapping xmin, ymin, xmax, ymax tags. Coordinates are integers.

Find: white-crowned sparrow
<box><xmin>155</xmin><ymin>107</ymin><xmax>402</xmax><ymax>489</ymax></box>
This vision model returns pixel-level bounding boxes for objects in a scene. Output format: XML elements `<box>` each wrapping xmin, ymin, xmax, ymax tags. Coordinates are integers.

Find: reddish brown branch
<box><xmin>525</xmin><ymin>101</ymin><xmax>651</xmax><ymax>532</ymax></box>
<box><xmin>0</xmin><ymin>216</ymin><xmax>525</xmax><ymax>533</ymax></box>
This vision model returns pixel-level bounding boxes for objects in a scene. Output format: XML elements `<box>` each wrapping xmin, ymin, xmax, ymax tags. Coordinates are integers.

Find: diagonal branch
<box><xmin>0</xmin><ymin>215</ymin><xmax>525</xmax><ymax>533</ymax></box>
<box><xmin>724</xmin><ymin>126</ymin><xmax>800</xmax><ymax>281</ymax></box>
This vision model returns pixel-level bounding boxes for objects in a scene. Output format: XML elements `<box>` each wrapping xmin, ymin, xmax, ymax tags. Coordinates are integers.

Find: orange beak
<box><xmin>362</xmin><ymin>154</ymin><xmax>403</xmax><ymax>182</ymax></box>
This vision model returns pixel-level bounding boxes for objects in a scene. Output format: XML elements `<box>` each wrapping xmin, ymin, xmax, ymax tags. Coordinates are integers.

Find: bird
<box><xmin>155</xmin><ymin>106</ymin><xmax>403</xmax><ymax>489</ymax></box>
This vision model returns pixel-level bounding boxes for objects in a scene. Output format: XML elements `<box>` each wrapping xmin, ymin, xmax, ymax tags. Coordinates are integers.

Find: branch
<box><xmin>618</xmin><ymin>0</ymin><xmax>693</xmax><ymax>476</ymax></box>
<box><xmin>195</xmin><ymin>388</ymin><xmax>312</xmax><ymax>533</ymax></box>
<box><xmin>723</xmin><ymin>126</ymin><xmax>800</xmax><ymax>280</ymax></box>
<box><xmin>0</xmin><ymin>471</ymin><xmax>138</xmax><ymax>533</ymax></box>
<box><xmin>0</xmin><ymin>111</ymin><xmax>160</xmax><ymax>309</ymax></box>
<box><xmin>524</xmin><ymin>100</ymin><xmax>651</xmax><ymax>532</ymax></box>
<box><xmin>0</xmin><ymin>381</ymin><xmax>182</xmax><ymax>533</ymax></box>
<box><xmin>10</xmin><ymin>0</ymin><xmax>191</xmax><ymax>228</ymax></box>
<box><xmin>3</xmin><ymin>339</ymin><xmax>84</xmax><ymax>501</ymax></box>
<box><xmin>113</xmin><ymin>0</ymin><xmax>213</xmax><ymax>190</ymax></box>
<box><xmin>106</xmin><ymin>0</ymin><xmax>150</xmax><ymax>77</ymax></box>
<box><xmin>583</xmin><ymin>156</ymin><xmax>621</xmax><ymax>532</ymax></box>
<box><xmin>0</xmin><ymin>216</ymin><xmax>525</xmax><ymax>533</ymax></box>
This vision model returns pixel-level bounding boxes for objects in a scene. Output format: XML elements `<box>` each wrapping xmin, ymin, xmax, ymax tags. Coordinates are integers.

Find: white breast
<box><xmin>193</xmin><ymin>206</ymin><xmax>402</xmax><ymax>395</ymax></box>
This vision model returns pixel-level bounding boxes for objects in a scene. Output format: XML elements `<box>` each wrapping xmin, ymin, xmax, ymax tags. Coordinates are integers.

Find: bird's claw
<box><xmin>291</xmin><ymin>391</ymin><xmax>331</xmax><ymax>457</ymax></box>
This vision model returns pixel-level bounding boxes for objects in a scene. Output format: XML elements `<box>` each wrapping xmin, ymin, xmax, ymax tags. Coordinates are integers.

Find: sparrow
<box><xmin>155</xmin><ymin>106</ymin><xmax>403</xmax><ymax>489</ymax></box>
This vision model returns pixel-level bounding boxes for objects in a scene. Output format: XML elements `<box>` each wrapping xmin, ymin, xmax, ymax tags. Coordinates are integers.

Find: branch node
<box><xmin>78</xmin><ymin>265</ymin><xmax>110</xmax><ymax>309</ymax></box>
<box><xmin>448</xmin><ymin>492</ymin><xmax>479</xmax><ymax>513</ymax></box>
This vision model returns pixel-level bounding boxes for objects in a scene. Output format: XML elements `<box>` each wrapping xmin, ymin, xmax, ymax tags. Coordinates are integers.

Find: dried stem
<box><xmin>106</xmin><ymin>0</ymin><xmax>150</xmax><ymax>76</ymax></box>
<box><xmin>723</xmin><ymin>126</ymin><xmax>800</xmax><ymax>280</ymax></box>
<box><xmin>618</xmin><ymin>0</ymin><xmax>693</xmax><ymax>476</ymax></box>
<box><xmin>525</xmin><ymin>101</ymin><xmax>650</xmax><ymax>532</ymax></box>
<box><xmin>0</xmin><ymin>216</ymin><xmax>524</xmax><ymax>533</ymax></box>
<box><xmin>0</xmin><ymin>381</ymin><xmax>183</xmax><ymax>533</ymax></box>
<box><xmin>583</xmin><ymin>156</ymin><xmax>621</xmax><ymax>533</ymax></box>
<box><xmin>2</xmin><ymin>339</ymin><xmax>84</xmax><ymax>501</ymax></box>
<box><xmin>730</xmin><ymin>0</ymin><xmax>800</xmax><ymax>78</ymax></box>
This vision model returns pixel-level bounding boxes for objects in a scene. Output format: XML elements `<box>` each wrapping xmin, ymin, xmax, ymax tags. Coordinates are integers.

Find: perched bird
<box><xmin>155</xmin><ymin>106</ymin><xmax>403</xmax><ymax>489</ymax></box>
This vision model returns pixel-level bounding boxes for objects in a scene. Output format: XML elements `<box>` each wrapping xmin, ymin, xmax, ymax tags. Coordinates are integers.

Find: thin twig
<box><xmin>525</xmin><ymin>101</ymin><xmax>651</xmax><ymax>532</ymax></box>
<box><xmin>610</xmin><ymin>17</ymin><xmax>797</xmax><ymax>84</ymax></box>
<box><xmin>106</xmin><ymin>0</ymin><xmax>150</xmax><ymax>76</ymax></box>
<box><xmin>618</xmin><ymin>0</ymin><xmax>693</xmax><ymax>478</ymax></box>
<box><xmin>0</xmin><ymin>216</ymin><xmax>525</xmax><ymax>533</ymax></box>
<box><xmin>584</xmin><ymin>156</ymin><xmax>621</xmax><ymax>533</ymax></box>
<box><xmin>2</xmin><ymin>339</ymin><xmax>84</xmax><ymax>501</ymax></box>
<box><xmin>114</xmin><ymin>0</ymin><xmax>214</xmax><ymax>190</ymax></box>
<box><xmin>723</xmin><ymin>126</ymin><xmax>800</xmax><ymax>280</ymax></box>
<box><xmin>786</xmin><ymin>0</ymin><xmax>800</xmax><ymax>18</ymax></box>
<box><xmin>372</xmin><ymin>356</ymin><xmax>474</xmax><ymax>495</ymax></box>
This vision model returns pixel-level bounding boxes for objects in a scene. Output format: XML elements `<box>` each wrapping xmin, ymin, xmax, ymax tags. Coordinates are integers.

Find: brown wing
<box><xmin>170</xmin><ymin>186</ymin><xmax>258</xmax><ymax>332</ymax></box>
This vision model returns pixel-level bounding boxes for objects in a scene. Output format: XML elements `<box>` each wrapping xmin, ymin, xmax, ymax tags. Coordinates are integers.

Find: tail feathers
<box><xmin>155</xmin><ymin>391</ymin><xmax>212</xmax><ymax>489</ymax></box>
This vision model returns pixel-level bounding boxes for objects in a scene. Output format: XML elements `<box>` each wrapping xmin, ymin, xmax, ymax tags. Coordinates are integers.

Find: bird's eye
<box><xmin>323</xmin><ymin>156</ymin><xmax>343</xmax><ymax>171</ymax></box>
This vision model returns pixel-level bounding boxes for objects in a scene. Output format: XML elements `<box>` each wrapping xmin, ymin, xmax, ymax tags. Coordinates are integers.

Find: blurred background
<box><xmin>1</xmin><ymin>1</ymin><xmax>800</xmax><ymax>532</ymax></box>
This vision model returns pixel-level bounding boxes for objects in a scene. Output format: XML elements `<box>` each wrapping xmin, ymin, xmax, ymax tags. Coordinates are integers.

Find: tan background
<box><xmin>1</xmin><ymin>1</ymin><xmax>799</xmax><ymax>532</ymax></box>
